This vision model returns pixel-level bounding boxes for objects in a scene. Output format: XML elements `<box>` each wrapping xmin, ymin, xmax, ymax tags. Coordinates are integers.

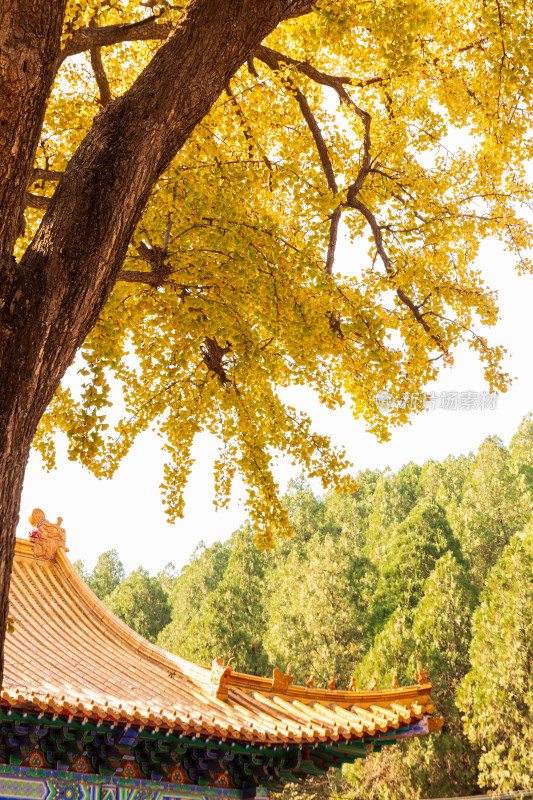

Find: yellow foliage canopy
<box><xmin>27</xmin><ymin>0</ymin><xmax>533</xmax><ymax>546</ymax></box>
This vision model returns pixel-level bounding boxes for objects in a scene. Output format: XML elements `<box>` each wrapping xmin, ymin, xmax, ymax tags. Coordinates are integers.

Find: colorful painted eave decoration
<box><xmin>0</xmin><ymin>764</ymin><xmax>268</xmax><ymax>800</ymax></box>
<box><xmin>1</xmin><ymin>536</ymin><xmax>443</xmax><ymax>792</ymax></box>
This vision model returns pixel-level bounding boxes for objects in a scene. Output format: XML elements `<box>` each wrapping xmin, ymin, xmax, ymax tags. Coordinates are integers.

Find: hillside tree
<box><xmin>265</xmin><ymin>533</ymin><xmax>377</xmax><ymax>685</ymax></box>
<box><xmin>86</xmin><ymin>549</ymin><xmax>125</xmax><ymax>600</ymax></box>
<box><xmin>349</xmin><ymin>553</ymin><xmax>480</xmax><ymax>799</ymax></box>
<box><xmin>106</xmin><ymin>566</ymin><xmax>171</xmax><ymax>642</ymax></box>
<box><xmin>457</xmin><ymin>437</ymin><xmax>529</xmax><ymax>586</ymax></box>
<box><xmin>457</xmin><ymin>530</ymin><xmax>533</xmax><ymax>790</ymax></box>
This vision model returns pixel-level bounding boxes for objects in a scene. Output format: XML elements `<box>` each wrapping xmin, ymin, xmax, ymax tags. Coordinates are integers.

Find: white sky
<box><xmin>17</xmin><ymin>234</ymin><xmax>531</xmax><ymax>575</ymax></box>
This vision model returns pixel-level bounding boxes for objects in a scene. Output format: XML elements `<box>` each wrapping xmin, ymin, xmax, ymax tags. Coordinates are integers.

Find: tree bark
<box><xmin>0</xmin><ymin>0</ymin><xmax>314</xmax><ymax>683</ymax></box>
<box><xmin>0</xmin><ymin>0</ymin><xmax>68</xmax><ymax>685</ymax></box>
<box><xmin>0</xmin><ymin>0</ymin><xmax>67</xmax><ymax>264</ymax></box>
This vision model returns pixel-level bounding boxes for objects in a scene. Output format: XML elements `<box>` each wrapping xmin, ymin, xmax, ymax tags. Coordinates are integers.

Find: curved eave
<box><xmin>3</xmin><ymin>538</ymin><xmax>439</xmax><ymax>745</ymax></box>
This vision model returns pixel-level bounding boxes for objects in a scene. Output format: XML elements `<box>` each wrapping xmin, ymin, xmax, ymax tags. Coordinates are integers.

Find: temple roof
<box><xmin>3</xmin><ymin>537</ymin><xmax>440</xmax><ymax>747</ymax></box>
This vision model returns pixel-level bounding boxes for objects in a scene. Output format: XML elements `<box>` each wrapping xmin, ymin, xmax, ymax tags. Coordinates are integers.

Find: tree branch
<box><xmin>255</xmin><ymin>45</ymin><xmax>382</xmax><ymax>95</ymax></box>
<box><xmin>59</xmin><ymin>1</ymin><xmax>316</xmax><ymax>63</ymax></box>
<box><xmin>255</xmin><ymin>45</ymin><xmax>351</xmax><ymax>93</ymax></box>
<box><xmin>225</xmin><ymin>83</ymin><xmax>255</xmax><ymax>158</ymax></box>
<box><xmin>25</xmin><ymin>193</ymin><xmax>51</xmax><ymax>210</ymax></box>
<box><xmin>257</xmin><ymin>46</ymin><xmax>379</xmax><ymax>278</ymax></box>
<box><xmin>225</xmin><ymin>81</ymin><xmax>273</xmax><ymax>170</ymax></box>
<box><xmin>116</xmin><ymin>269</ymin><xmax>170</xmax><ymax>285</ymax></box>
<box><xmin>117</xmin><ymin>241</ymin><xmax>172</xmax><ymax>285</ymax></box>
<box><xmin>325</xmin><ymin>206</ymin><xmax>342</xmax><ymax>276</ymax></box>
<box><xmin>256</xmin><ymin>46</ymin><xmax>337</xmax><ymax>195</ymax></box>
<box><xmin>201</xmin><ymin>337</ymin><xmax>230</xmax><ymax>384</ymax></box>
<box><xmin>0</xmin><ymin>0</ymin><xmax>65</xmax><ymax>264</ymax></box>
<box><xmin>60</xmin><ymin>17</ymin><xmax>173</xmax><ymax>61</ymax></box>
<box><xmin>90</xmin><ymin>46</ymin><xmax>113</xmax><ymax>107</ymax></box>
<box><xmin>258</xmin><ymin>46</ymin><xmax>343</xmax><ymax>274</ymax></box>
<box><xmin>256</xmin><ymin>43</ymin><xmax>375</xmax><ymax>203</ymax></box>
<box><xmin>31</xmin><ymin>168</ymin><xmax>64</xmax><ymax>183</ymax></box>
<box><xmin>344</xmin><ymin>107</ymin><xmax>372</xmax><ymax>198</ymax></box>
<box><xmin>346</xmin><ymin>195</ymin><xmax>447</xmax><ymax>349</ymax></box>
<box><xmin>280</xmin><ymin>0</ymin><xmax>316</xmax><ymax>19</ymax></box>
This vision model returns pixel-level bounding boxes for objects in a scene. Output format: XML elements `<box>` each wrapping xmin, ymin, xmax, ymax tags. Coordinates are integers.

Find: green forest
<box><xmin>74</xmin><ymin>414</ymin><xmax>533</xmax><ymax>800</ymax></box>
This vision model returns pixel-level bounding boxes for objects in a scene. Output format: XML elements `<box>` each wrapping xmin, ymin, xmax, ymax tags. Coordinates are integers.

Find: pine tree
<box><xmin>458</xmin><ymin>530</ymin><xmax>533</xmax><ymax>791</ymax></box>
<box><xmin>457</xmin><ymin>437</ymin><xmax>529</xmax><ymax>587</ymax></box>
<box><xmin>367</xmin><ymin>497</ymin><xmax>461</xmax><ymax>634</ymax></box>
<box><xmin>157</xmin><ymin>540</ymin><xmax>230</xmax><ymax>657</ymax></box>
<box><xmin>190</xmin><ymin>526</ymin><xmax>272</xmax><ymax>675</ymax></box>
<box><xmin>106</xmin><ymin>567</ymin><xmax>171</xmax><ymax>643</ymax></box>
<box><xmin>265</xmin><ymin>533</ymin><xmax>376</xmax><ymax>686</ymax></box>
<box><xmin>349</xmin><ymin>553</ymin><xmax>480</xmax><ymax>799</ymax></box>
<box><xmin>86</xmin><ymin>549</ymin><xmax>125</xmax><ymax>601</ymax></box>
<box><xmin>510</xmin><ymin>413</ymin><xmax>533</xmax><ymax>505</ymax></box>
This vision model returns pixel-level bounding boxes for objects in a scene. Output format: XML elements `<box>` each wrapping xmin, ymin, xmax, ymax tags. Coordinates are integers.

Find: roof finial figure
<box><xmin>306</xmin><ymin>674</ymin><xmax>315</xmax><ymax>689</ymax></box>
<box><xmin>370</xmin><ymin>675</ymin><xmax>379</xmax><ymax>691</ymax></box>
<box><xmin>391</xmin><ymin>673</ymin><xmax>400</xmax><ymax>689</ymax></box>
<box><xmin>328</xmin><ymin>677</ymin><xmax>336</xmax><ymax>691</ymax></box>
<box><xmin>271</xmin><ymin>663</ymin><xmax>294</xmax><ymax>693</ymax></box>
<box><xmin>28</xmin><ymin>508</ymin><xmax>68</xmax><ymax>561</ymax></box>
<box><xmin>210</xmin><ymin>656</ymin><xmax>234</xmax><ymax>698</ymax></box>
<box><xmin>347</xmin><ymin>676</ymin><xmax>357</xmax><ymax>692</ymax></box>
<box><xmin>415</xmin><ymin>666</ymin><xmax>430</xmax><ymax>685</ymax></box>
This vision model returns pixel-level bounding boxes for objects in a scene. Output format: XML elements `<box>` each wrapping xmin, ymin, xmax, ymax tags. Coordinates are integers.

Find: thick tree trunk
<box><xmin>0</xmin><ymin>0</ymin><xmax>313</xmax><ymax>683</ymax></box>
<box><xmin>0</xmin><ymin>0</ymin><xmax>68</xmax><ymax>685</ymax></box>
<box><xmin>0</xmin><ymin>428</ymin><xmax>33</xmax><ymax>676</ymax></box>
<box><xmin>0</xmin><ymin>0</ymin><xmax>67</xmax><ymax>263</ymax></box>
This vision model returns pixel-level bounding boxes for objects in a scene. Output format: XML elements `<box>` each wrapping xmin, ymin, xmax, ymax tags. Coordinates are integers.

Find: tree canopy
<box><xmin>2</xmin><ymin>0</ymin><xmax>533</xmax><ymax>674</ymax></box>
<box><xmin>15</xmin><ymin>0</ymin><xmax>533</xmax><ymax>545</ymax></box>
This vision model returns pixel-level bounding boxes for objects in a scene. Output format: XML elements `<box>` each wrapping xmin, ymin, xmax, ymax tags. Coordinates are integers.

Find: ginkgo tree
<box><xmin>1</xmin><ymin>0</ymin><xmax>532</xmax><ymax>676</ymax></box>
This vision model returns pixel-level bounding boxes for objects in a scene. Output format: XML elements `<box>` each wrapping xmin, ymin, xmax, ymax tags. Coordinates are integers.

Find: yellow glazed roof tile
<box><xmin>3</xmin><ymin>537</ymin><xmax>440</xmax><ymax>745</ymax></box>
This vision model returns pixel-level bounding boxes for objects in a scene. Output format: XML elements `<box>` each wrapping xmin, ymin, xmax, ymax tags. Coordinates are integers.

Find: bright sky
<box><xmin>17</xmin><ymin>233</ymin><xmax>531</xmax><ymax>575</ymax></box>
